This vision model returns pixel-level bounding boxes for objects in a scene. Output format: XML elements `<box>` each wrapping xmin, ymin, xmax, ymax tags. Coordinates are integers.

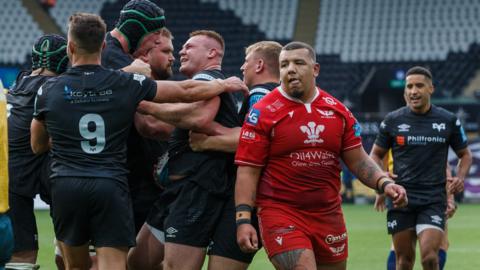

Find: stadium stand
<box><xmin>0</xmin><ymin>1</ymin><xmax>43</xmax><ymax>64</ymax></box>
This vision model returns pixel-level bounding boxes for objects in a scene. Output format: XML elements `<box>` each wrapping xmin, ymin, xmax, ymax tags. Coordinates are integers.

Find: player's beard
<box><xmin>152</xmin><ymin>67</ymin><xmax>173</xmax><ymax>80</ymax></box>
<box><xmin>290</xmin><ymin>87</ymin><xmax>304</xmax><ymax>99</ymax></box>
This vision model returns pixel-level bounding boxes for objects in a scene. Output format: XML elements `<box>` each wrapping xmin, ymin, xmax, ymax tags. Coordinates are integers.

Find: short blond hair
<box><xmin>189</xmin><ymin>30</ymin><xmax>225</xmax><ymax>51</ymax></box>
<box><xmin>245</xmin><ymin>41</ymin><xmax>282</xmax><ymax>77</ymax></box>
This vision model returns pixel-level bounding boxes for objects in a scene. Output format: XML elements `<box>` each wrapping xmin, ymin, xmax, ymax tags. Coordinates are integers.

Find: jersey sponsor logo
<box><xmin>407</xmin><ymin>135</ymin><xmax>446</xmax><ymax>145</ymax></box>
<box><xmin>430</xmin><ymin>215</ymin><xmax>443</xmax><ymax>225</ymax></box>
<box><xmin>246</xmin><ymin>108</ymin><xmax>260</xmax><ymax>125</ymax></box>
<box><xmin>325</xmin><ymin>232</ymin><xmax>347</xmax><ymax>244</ymax></box>
<box><xmin>432</xmin><ymin>123</ymin><xmax>446</xmax><ymax>132</ymax></box>
<box><xmin>329</xmin><ymin>243</ymin><xmax>345</xmax><ymax>256</ymax></box>
<box><xmin>165</xmin><ymin>227</ymin><xmax>178</xmax><ymax>238</ymax></box>
<box><xmin>275</xmin><ymin>236</ymin><xmax>283</xmax><ymax>245</ymax></box>
<box><xmin>64</xmin><ymin>85</ymin><xmax>113</xmax><ymax>103</ymax></box>
<box><xmin>316</xmin><ymin>109</ymin><xmax>335</xmax><ymax>118</ymax></box>
<box><xmin>290</xmin><ymin>150</ymin><xmax>337</xmax><ymax>167</ymax></box>
<box><xmin>300</xmin><ymin>121</ymin><xmax>324</xmax><ymax>144</ymax></box>
<box><xmin>397</xmin><ymin>123</ymin><xmax>410</xmax><ymax>132</ymax></box>
<box><xmin>322</xmin><ymin>96</ymin><xmax>337</xmax><ymax>105</ymax></box>
<box><xmin>396</xmin><ymin>136</ymin><xmax>405</xmax><ymax>146</ymax></box>
<box><xmin>353</xmin><ymin>122</ymin><xmax>362</xmax><ymax>137</ymax></box>
<box><xmin>133</xmin><ymin>74</ymin><xmax>146</xmax><ymax>85</ymax></box>
<box><xmin>387</xmin><ymin>220</ymin><xmax>397</xmax><ymax>229</ymax></box>
<box><xmin>241</xmin><ymin>130</ymin><xmax>256</xmax><ymax>141</ymax></box>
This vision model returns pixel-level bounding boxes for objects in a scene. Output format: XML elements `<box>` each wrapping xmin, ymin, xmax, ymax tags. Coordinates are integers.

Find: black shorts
<box><xmin>387</xmin><ymin>201</ymin><xmax>446</xmax><ymax>235</ymax></box>
<box><xmin>148</xmin><ymin>180</ymin><xmax>258</xmax><ymax>263</ymax></box>
<box><xmin>51</xmin><ymin>177</ymin><xmax>135</xmax><ymax>248</ymax></box>
<box><xmin>129</xmin><ymin>179</ymin><xmax>162</xmax><ymax>234</ymax></box>
<box><xmin>7</xmin><ymin>192</ymin><xmax>38</xmax><ymax>252</ymax></box>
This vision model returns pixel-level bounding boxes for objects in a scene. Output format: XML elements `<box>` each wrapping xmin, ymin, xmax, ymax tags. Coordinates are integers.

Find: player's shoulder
<box><xmin>192</xmin><ymin>69</ymin><xmax>224</xmax><ymax>81</ymax></box>
<box><xmin>385</xmin><ymin>106</ymin><xmax>409</xmax><ymax>120</ymax></box>
<box><xmin>317</xmin><ymin>89</ymin><xmax>349</xmax><ymax>112</ymax></box>
<box><xmin>430</xmin><ymin>105</ymin><xmax>456</xmax><ymax>121</ymax></box>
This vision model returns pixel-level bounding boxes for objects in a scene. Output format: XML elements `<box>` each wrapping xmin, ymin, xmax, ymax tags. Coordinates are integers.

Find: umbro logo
<box><xmin>431</xmin><ymin>215</ymin><xmax>443</xmax><ymax>225</ymax></box>
<box><xmin>166</xmin><ymin>227</ymin><xmax>178</xmax><ymax>238</ymax></box>
<box><xmin>398</xmin><ymin>124</ymin><xmax>410</xmax><ymax>132</ymax></box>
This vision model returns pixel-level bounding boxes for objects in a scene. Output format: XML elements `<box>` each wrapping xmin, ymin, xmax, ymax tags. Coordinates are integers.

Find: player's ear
<box><xmin>313</xmin><ymin>63</ymin><xmax>320</xmax><ymax>77</ymax></box>
<box><xmin>255</xmin><ymin>59</ymin><xmax>264</xmax><ymax>73</ymax></box>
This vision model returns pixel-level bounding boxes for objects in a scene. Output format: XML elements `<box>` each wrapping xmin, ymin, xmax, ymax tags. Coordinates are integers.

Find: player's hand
<box><xmin>220</xmin><ymin>77</ymin><xmax>249</xmax><ymax>96</ymax></box>
<box><xmin>445</xmin><ymin>197</ymin><xmax>457</xmax><ymax>219</ymax></box>
<box><xmin>189</xmin><ymin>131</ymin><xmax>208</xmax><ymax>152</ymax></box>
<box><xmin>237</xmin><ymin>224</ymin><xmax>259</xmax><ymax>253</ymax></box>
<box><xmin>384</xmin><ymin>183</ymin><xmax>408</xmax><ymax>208</ymax></box>
<box><xmin>125</xmin><ymin>59</ymin><xmax>152</xmax><ymax>77</ymax></box>
<box><xmin>136</xmin><ymin>101</ymin><xmax>156</xmax><ymax>115</ymax></box>
<box><xmin>447</xmin><ymin>176</ymin><xmax>464</xmax><ymax>194</ymax></box>
<box><xmin>374</xmin><ymin>194</ymin><xmax>387</xmax><ymax>212</ymax></box>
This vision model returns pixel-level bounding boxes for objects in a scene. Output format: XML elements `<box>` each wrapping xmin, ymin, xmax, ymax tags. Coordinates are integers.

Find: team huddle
<box><xmin>0</xmin><ymin>1</ymin><xmax>473</xmax><ymax>270</ymax></box>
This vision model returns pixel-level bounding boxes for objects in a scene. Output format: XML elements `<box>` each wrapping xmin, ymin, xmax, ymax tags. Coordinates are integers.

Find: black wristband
<box><xmin>380</xmin><ymin>180</ymin><xmax>395</xmax><ymax>194</ymax></box>
<box><xmin>236</xmin><ymin>204</ymin><xmax>253</xmax><ymax>212</ymax></box>
<box><xmin>236</xmin><ymin>218</ymin><xmax>251</xmax><ymax>227</ymax></box>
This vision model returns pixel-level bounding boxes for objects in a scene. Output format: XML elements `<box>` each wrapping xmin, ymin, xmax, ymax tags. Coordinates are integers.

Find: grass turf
<box><xmin>34</xmin><ymin>204</ymin><xmax>480</xmax><ymax>269</ymax></box>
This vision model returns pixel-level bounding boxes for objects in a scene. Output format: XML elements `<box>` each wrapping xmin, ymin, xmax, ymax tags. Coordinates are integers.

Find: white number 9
<box><xmin>79</xmin><ymin>113</ymin><xmax>105</xmax><ymax>154</ymax></box>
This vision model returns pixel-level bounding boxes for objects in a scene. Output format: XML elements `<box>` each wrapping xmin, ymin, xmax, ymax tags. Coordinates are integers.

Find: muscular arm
<box><xmin>134</xmin><ymin>113</ymin><xmax>174</xmax><ymax>140</ymax></box>
<box><xmin>30</xmin><ymin>119</ymin><xmax>50</xmax><ymax>154</ymax></box>
<box><xmin>137</xmin><ymin>97</ymin><xmax>220</xmax><ymax>133</ymax></box>
<box><xmin>152</xmin><ymin>77</ymin><xmax>247</xmax><ymax>103</ymax></box>
<box><xmin>454</xmin><ymin>147</ymin><xmax>472</xmax><ymax>181</ymax></box>
<box><xmin>235</xmin><ymin>165</ymin><xmax>262</xmax><ymax>207</ymax></box>
<box><xmin>369</xmin><ymin>144</ymin><xmax>389</xmax><ymax>170</ymax></box>
<box><xmin>189</xmin><ymin>127</ymin><xmax>241</xmax><ymax>153</ymax></box>
<box><xmin>342</xmin><ymin>147</ymin><xmax>387</xmax><ymax>190</ymax></box>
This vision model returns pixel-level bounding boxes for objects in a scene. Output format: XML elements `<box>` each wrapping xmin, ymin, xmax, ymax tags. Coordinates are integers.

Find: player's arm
<box><xmin>134</xmin><ymin>113</ymin><xmax>174</xmax><ymax>140</ymax></box>
<box><xmin>342</xmin><ymin>146</ymin><xmax>407</xmax><ymax>208</ymax></box>
<box><xmin>122</xmin><ymin>59</ymin><xmax>151</xmax><ymax>77</ymax></box>
<box><xmin>30</xmin><ymin>119</ymin><xmax>50</xmax><ymax>154</ymax></box>
<box><xmin>152</xmin><ymin>76</ymin><xmax>248</xmax><ymax>103</ymax></box>
<box><xmin>445</xmin><ymin>163</ymin><xmax>457</xmax><ymax>218</ymax></box>
<box><xmin>137</xmin><ymin>98</ymin><xmax>221</xmax><ymax>134</ymax></box>
<box><xmin>235</xmin><ymin>165</ymin><xmax>262</xmax><ymax>253</ymax></box>
<box><xmin>189</xmin><ymin>126</ymin><xmax>241</xmax><ymax>153</ymax></box>
<box><xmin>369</xmin><ymin>144</ymin><xmax>389</xmax><ymax>170</ymax></box>
<box><xmin>448</xmin><ymin>147</ymin><xmax>473</xmax><ymax>194</ymax></box>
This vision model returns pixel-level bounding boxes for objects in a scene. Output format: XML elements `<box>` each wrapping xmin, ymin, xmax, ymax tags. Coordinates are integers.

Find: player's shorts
<box><xmin>148</xmin><ymin>180</ymin><xmax>257</xmax><ymax>263</ymax></box>
<box><xmin>50</xmin><ymin>177</ymin><xmax>135</xmax><ymax>248</ymax></box>
<box><xmin>257</xmin><ymin>203</ymin><xmax>348</xmax><ymax>264</ymax></box>
<box><xmin>7</xmin><ymin>192</ymin><xmax>38</xmax><ymax>252</ymax></box>
<box><xmin>0</xmin><ymin>214</ymin><xmax>14</xmax><ymax>267</ymax></box>
<box><xmin>129</xmin><ymin>178</ymin><xmax>162</xmax><ymax>234</ymax></box>
<box><xmin>387</xmin><ymin>201</ymin><xmax>446</xmax><ymax>235</ymax></box>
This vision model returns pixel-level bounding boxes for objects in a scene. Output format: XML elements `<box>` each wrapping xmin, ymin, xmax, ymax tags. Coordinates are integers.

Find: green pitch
<box><xmin>34</xmin><ymin>204</ymin><xmax>480</xmax><ymax>269</ymax></box>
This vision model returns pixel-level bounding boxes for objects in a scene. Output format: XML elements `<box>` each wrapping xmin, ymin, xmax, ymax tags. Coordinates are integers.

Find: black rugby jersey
<box><xmin>238</xmin><ymin>82</ymin><xmax>278</xmax><ymax>120</ymax></box>
<box><xmin>101</xmin><ymin>33</ymin><xmax>133</xmax><ymax>71</ymax></box>
<box><xmin>168</xmin><ymin>69</ymin><xmax>242</xmax><ymax>195</ymax></box>
<box><xmin>7</xmin><ymin>73</ymin><xmax>51</xmax><ymax>196</ymax></box>
<box><xmin>33</xmin><ymin>65</ymin><xmax>157</xmax><ymax>183</ymax></box>
<box><xmin>375</xmin><ymin>105</ymin><xmax>468</xmax><ymax>203</ymax></box>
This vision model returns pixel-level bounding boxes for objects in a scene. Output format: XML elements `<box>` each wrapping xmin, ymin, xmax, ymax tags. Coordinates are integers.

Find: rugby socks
<box><xmin>5</xmin><ymin>262</ymin><xmax>40</xmax><ymax>270</ymax></box>
<box><xmin>387</xmin><ymin>250</ymin><xmax>396</xmax><ymax>270</ymax></box>
<box><xmin>438</xmin><ymin>249</ymin><xmax>447</xmax><ymax>270</ymax></box>
<box><xmin>386</xmin><ymin>249</ymin><xmax>447</xmax><ymax>270</ymax></box>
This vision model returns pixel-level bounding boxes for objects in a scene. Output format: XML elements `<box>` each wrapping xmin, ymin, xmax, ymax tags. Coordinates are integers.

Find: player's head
<box><xmin>116</xmin><ymin>0</ymin><xmax>165</xmax><ymax>54</ymax></box>
<box><xmin>67</xmin><ymin>13</ymin><xmax>106</xmax><ymax>59</ymax></box>
<box><xmin>241</xmin><ymin>41</ymin><xmax>281</xmax><ymax>87</ymax></box>
<box><xmin>179</xmin><ymin>30</ymin><xmax>224</xmax><ymax>78</ymax></box>
<box><xmin>31</xmin><ymin>34</ymin><xmax>68</xmax><ymax>74</ymax></box>
<box><xmin>404</xmin><ymin>66</ymin><xmax>434</xmax><ymax>113</ymax></box>
<box><xmin>133</xmin><ymin>28</ymin><xmax>174</xmax><ymax>80</ymax></box>
<box><xmin>279</xmin><ymin>41</ymin><xmax>319</xmax><ymax>101</ymax></box>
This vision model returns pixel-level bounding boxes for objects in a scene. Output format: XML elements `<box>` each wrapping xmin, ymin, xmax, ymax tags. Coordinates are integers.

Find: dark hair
<box><xmin>31</xmin><ymin>34</ymin><xmax>68</xmax><ymax>74</ymax></box>
<box><xmin>68</xmin><ymin>13</ymin><xmax>106</xmax><ymax>54</ymax></box>
<box><xmin>406</xmin><ymin>66</ymin><xmax>433</xmax><ymax>80</ymax></box>
<box><xmin>282</xmin><ymin>41</ymin><xmax>316</xmax><ymax>62</ymax></box>
<box><xmin>116</xmin><ymin>0</ymin><xmax>166</xmax><ymax>53</ymax></box>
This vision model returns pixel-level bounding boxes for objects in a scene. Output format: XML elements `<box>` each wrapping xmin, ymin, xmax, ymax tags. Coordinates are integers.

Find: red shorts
<box><xmin>257</xmin><ymin>203</ymin><xmax>348</xmax><ymax>264</ymax></box>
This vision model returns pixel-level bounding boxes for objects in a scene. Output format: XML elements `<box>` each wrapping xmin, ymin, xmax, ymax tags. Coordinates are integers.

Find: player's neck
<box><xmin>31</xmin><ymin>68</ymin><xmax>57</xmax><ymax>76</ymax></box>
<box><xmin>250</xmin><ymin>75</ymin><xmax>279</xmax><ymax>87</ymax></box>
<box><xmin>111</xmin><ymin>29</ymin><xmax>130</xmax><ymax>54</ymax></box>
<box><xmin>70</xmin><ymin>53</ymin><xmax>102</xmax><ymax>67</ymax></box>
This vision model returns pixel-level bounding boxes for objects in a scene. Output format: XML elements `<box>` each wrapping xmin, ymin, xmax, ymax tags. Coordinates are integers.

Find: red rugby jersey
<box><xmin>235</xmin><ymin>87</ymin><xmax>362</xmax><ymax>212</ymax></box>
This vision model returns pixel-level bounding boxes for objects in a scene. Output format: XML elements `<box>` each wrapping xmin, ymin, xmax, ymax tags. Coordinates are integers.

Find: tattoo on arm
<box><xmin>272</xmin><ymin>249</ymin><xmax>308</xmax><ymax>270</ymax></box>
<box><xmin>354</xmin><ymin>159</ymin><xmax>381</xmax><ymax>188</ymax></box>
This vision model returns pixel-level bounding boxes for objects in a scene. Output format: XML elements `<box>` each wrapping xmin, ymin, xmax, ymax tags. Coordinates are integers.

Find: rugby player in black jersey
<box><xmin>6</xmin><ymin>34</ymin><xmax>68</xmax><ymax>270</ymax></box>
<box><xmin>29</xmin><ymin>13</ymin><xmax>246</xmax><ymax>270</ymax></box>
<box><xmin>370</xmin><ymin>66</ymin><xmax>472</xmax><ymax>270</ymax></box>
<box><xmin>136</xmin><ymin>30</ymin><xmax>253</xmax><ymax>270</ymax></box>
